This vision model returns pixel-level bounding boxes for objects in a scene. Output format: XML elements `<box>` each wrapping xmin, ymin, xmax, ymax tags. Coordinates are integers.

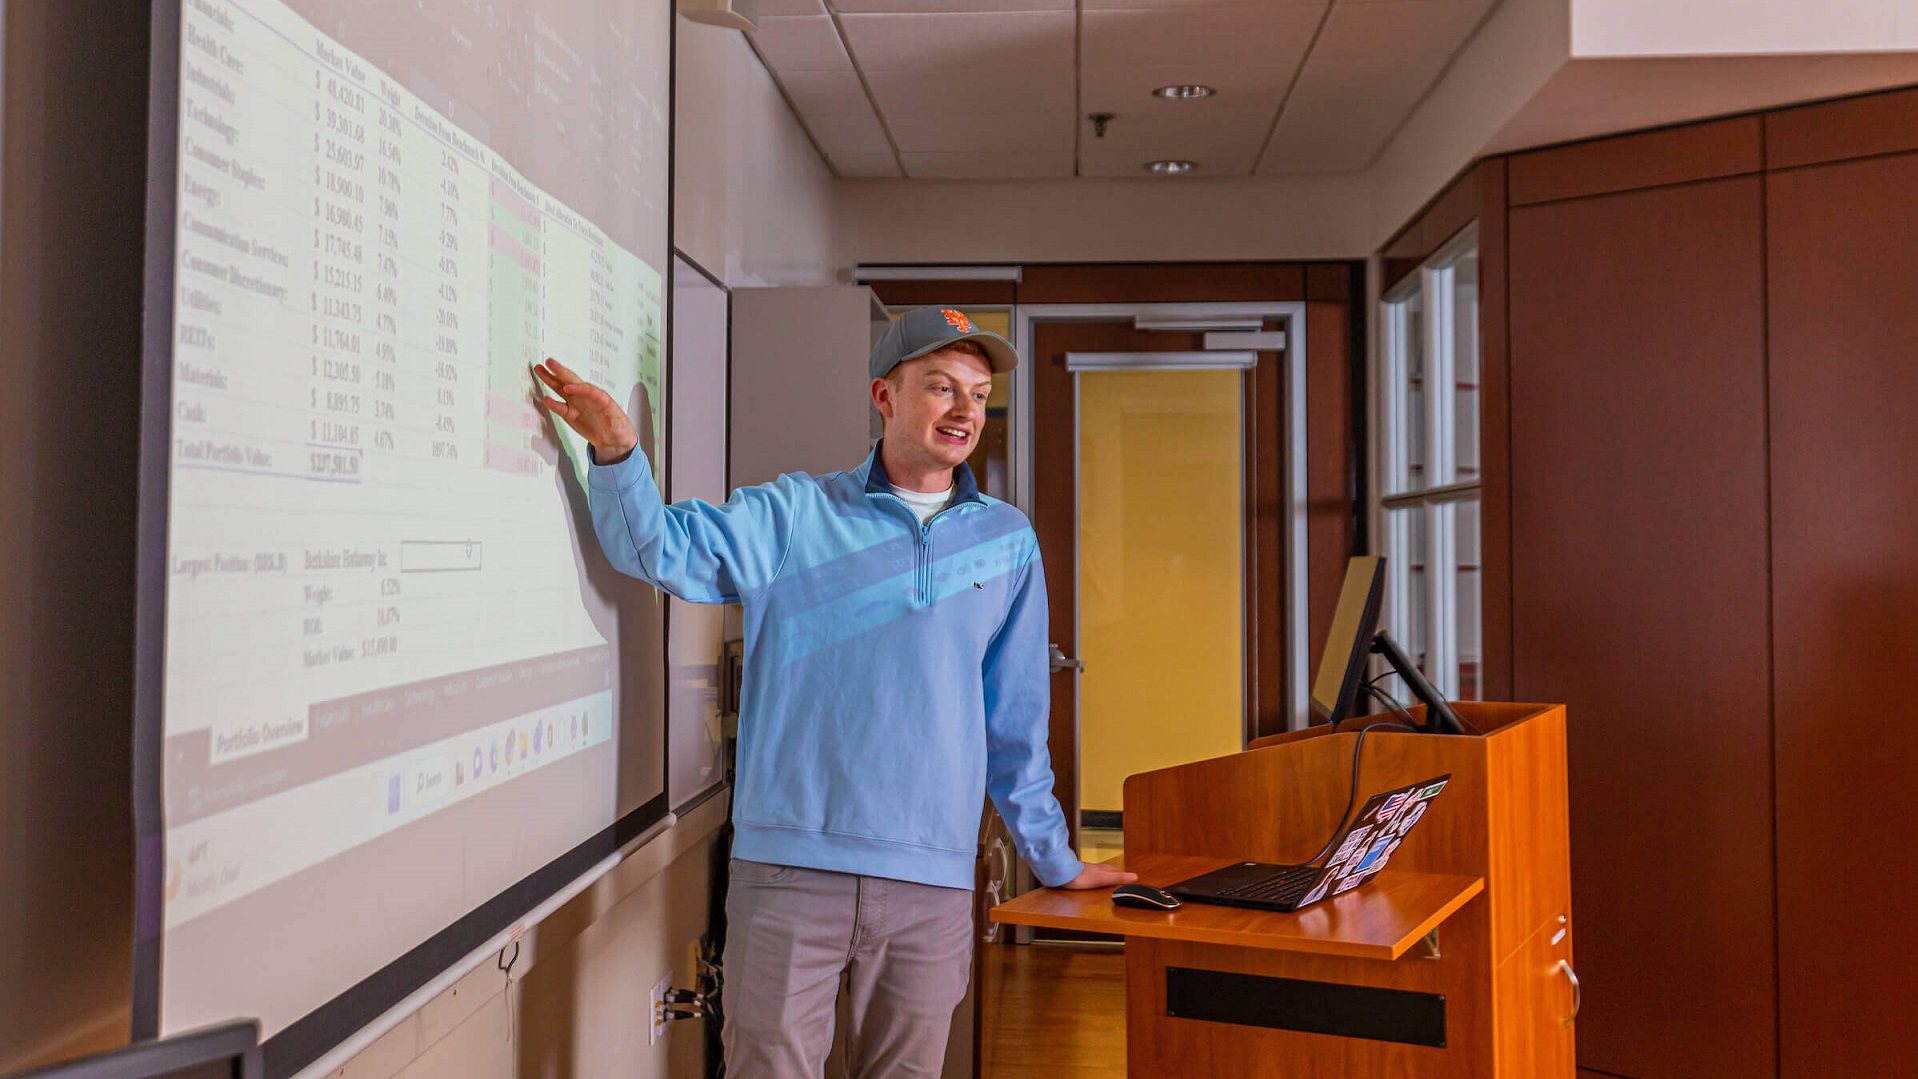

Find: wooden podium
<box><xmin>991</xmin><ymin>702</ymin><xmax>1576</xmax><ymax>1077</ymax></box>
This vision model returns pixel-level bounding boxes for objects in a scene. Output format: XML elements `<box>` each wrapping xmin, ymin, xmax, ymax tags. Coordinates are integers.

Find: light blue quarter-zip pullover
<box><xmin>587</xmin><ymin>441</ymin><xmax>1083</xmax><ymax>890</ymax></box>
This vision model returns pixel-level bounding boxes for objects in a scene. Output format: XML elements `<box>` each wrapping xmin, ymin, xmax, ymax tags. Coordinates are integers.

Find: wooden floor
<box><xmin>980</xmin><ymin>943</ymin><xmax>1127</xmax><ymax>1077</ymax></box>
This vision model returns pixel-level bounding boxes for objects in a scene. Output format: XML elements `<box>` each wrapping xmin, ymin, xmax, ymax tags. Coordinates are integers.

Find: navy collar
<box><xmin>862</xmin><ymin>440</ymin><xmax>983</xmax><ymax>505</ymax></box>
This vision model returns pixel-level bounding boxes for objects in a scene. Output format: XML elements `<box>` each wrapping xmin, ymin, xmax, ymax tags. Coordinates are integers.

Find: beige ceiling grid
<box><xmin>744</xmin><ymin>0</ymin><xmax>1502</xmax><ymax>179</ymax></box>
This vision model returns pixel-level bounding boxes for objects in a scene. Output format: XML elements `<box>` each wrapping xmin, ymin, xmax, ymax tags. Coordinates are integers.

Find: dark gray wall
<box><xmin>0</xmin><ymin>0</ymin><xmax>148</xmax><ymax>1068</ymax></box>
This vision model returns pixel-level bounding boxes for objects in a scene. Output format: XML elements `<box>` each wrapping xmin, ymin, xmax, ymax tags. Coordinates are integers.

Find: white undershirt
<box><xmin>890</xmin><ymin>483</ymin><xmax>953</xmax><ymax>526</ymax></box>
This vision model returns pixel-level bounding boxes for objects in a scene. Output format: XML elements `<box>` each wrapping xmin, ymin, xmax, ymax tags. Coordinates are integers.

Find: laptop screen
<box><xmin>1297</xmin><ymin>774</ymin><xmax>1450</xmax><ymax>909</ymax></box>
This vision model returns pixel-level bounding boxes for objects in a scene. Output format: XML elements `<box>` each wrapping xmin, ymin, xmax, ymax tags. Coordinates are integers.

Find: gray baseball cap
<box><xmin>869</xmin><ymin>306</ymin><xmax>1019</xmax><ymax>381</ymax></box>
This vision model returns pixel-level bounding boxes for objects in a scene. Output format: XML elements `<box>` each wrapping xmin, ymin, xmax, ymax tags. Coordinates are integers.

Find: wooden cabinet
<box><xmin>1766</xmin><ymin>137</ymin><xmax>1918</xmax><ymax>1079</ymax></box>
<box><xmin>1452</xmin><ymin>85</ymin><xmax>1918</xmax><ymax>1078</ymax></box>
<box><xmin>1505</xmin><ymin>171</ymin><xmax>1775</xmax><ymax>1078</ymax></box>
<box><xmin>1494</xmin><ymin>913</ymin><xmax>1576</xmax><ymax>1079</ymax></box>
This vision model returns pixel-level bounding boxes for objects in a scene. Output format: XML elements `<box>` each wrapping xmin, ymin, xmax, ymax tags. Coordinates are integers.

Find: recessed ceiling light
<box><xmin>1144</xmin><ymin>160</ymin><xmax>1197</xmax><ymax>175</ymax></box>
<box><xmin>1153</xmin><ymin>84</ymin><xmax>1216</xmax><ymax>100</ymax></box>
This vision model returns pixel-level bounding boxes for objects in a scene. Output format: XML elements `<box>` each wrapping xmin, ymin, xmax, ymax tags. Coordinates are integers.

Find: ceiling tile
<box><xmin>748</xmin><ymin>15</ymin><xmax>853</xmax><ymax>72</ymax></box>
<box><xmin>1077</xmin><ymin>99</ymin><xmax>1281</xmax><ymax>175</ymax></box>
<box><xmin>865</xmin><ymin>71</ymin><xmax>1075</xmax><ymax>152</ymax></box>
<box><xmin>1077</xmin><ymin>5</ymin><xmax>1320</xmax><ymax>176</ymax></box>
<box><xmin>829</xmin><ymin>151</ymin><xmax>905</xmax><ymax>178</ymax></box>
<box><xmin>900</xmin><ymin>151</ymin><xmax>1076</xmax><ymax>178</ymax></box>
<box><xmin>834</xmin><ymin>0</ymin><xmax>1072</xmax><ymax>12</ymax></box>
<box><xmin>837</xmin><ymin>10</ymin><xmax>1075</xmax><ymax>74</ymax></box>
<box><xmin>841</xmin><ymin>12</ymin><xmax>1076</xmax><ymax>155</ymax></box>
<box><xmin>778</xmin><ymin>68</ymin><xmax>872</xmax><ymax>115</ymax></box>
<box><xmin>1261</xmin><ymin>0</ymin><xmax>1491</xmax><ymax>173</ymax></box>
<box><xmin>805</xmin><ymin>105</ymin><xmax>895</xmax><ymax>157</ymax></box>
<box><xmin>776</xmin><ymin>69</ymin><xmax>896</xmax><ymax>160</ymax></box>
<box><xmin>1081</xmin><ymin>5</ymin><xmax>1323</xmax><ymax>95</ymax></box>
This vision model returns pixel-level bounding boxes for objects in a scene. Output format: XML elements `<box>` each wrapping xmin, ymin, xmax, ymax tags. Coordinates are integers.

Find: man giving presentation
<box><xmin>535</xmin><ymin>305</ymin><xmax>1132</xmax><ymax>1077</ymax></box>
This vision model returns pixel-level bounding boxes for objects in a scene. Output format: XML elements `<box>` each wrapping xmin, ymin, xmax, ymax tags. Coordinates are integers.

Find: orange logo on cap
<box><xmin>941</xmin><ymin>308</ymin><xmax>975</xmax><ymax>333</ymax></box>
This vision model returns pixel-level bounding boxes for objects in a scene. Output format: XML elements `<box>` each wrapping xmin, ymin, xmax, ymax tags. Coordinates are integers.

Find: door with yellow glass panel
<box><xmin>1032</xmin><ymin>320</ymin><xmax>1280</xmax><ymax>865</ymax></box>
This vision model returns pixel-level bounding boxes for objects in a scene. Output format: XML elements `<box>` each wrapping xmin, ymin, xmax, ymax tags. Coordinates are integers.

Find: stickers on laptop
<box><xmin>1249</xmin><ymin>773</ymin><xmax>1453</xmax><ymax>913</ymax></box>
<box><xmin>1332</xmin><ymin>825</ymin><xmax>1375</xmax><ymax>864</ymax></box>
<box><xmin>1387</xmin><ymin>800</ymin><xmax>1429</xmax><ymax>838</ymax></box>
<box><xmin>1352</xmin><ymin>835</ymin><xmax>1396</xmax><ymax>876</ymax></box>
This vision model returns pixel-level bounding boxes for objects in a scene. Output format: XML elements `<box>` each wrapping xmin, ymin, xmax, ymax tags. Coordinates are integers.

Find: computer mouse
<box><xmin>1110</xmin><ymin>883</ymin><xmax>1182</xmax><ymax>910</ymax></box>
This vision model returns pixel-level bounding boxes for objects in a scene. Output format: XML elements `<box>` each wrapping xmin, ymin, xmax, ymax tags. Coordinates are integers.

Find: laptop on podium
<box><xmin>1168</xmin><ymin>774</ymin><xmax>1450</xmax><ymax>913</ymax></box>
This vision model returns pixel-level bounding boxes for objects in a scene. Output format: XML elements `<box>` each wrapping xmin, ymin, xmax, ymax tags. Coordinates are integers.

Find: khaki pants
<box><xmin>721</xmin><ymin>859</ymin><xmax>974</xmax><ymax>1079</ymax></box>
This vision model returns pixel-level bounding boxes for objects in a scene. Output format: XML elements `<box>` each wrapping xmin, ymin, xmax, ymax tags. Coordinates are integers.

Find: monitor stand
<box><xmin>1370</xmin><ymin>631</ymin><xmax>1470</xmax><ymax>735</ymax></box>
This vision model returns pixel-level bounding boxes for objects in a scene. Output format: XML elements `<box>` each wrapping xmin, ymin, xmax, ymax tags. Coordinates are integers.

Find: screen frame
<box><xmin>1310</xmin><ymin>556</ymin><xmax>1387</xmax><ymax>726</ymax></box>
<box><xmin>663</xmin><ymin>247</ymin><xmax>731</xmax><ymax>816</ymax></box>
<box><xmin>130</xmin><ymin>2</ymin><xmax>678</xmax><ymax>1073</ymax></box>
<box><xmin>10</xmin><ymin>1021</ymin><xmax>262</xmax><ymax>1079</ymax></box>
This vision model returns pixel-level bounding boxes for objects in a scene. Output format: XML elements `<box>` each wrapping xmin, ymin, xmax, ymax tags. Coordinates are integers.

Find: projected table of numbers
<box><xmin>174</xmin><ymin>4</ymin><xmax>654</xmax><ymax>490</ymax></box>
<box><xmin>161</xmin><ymin>0</ymin><xmax>662</xmax><ymax>926</ymax></box>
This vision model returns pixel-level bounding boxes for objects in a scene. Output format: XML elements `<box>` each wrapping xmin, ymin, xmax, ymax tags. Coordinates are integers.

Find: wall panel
<box><xmin>0</xmin><ymin>0</ymin><xmax>148</xmax><ymax>1065</ymax></box>
<box><xmin>1508</xmin><ymin>177</ymin><xmax>1774</xmax><ymax>1077</ymax></box>
<box><xmin>1507</xmin><ymin>116</ymin><xmax>1763</xmax><ymax>206</ymax></box>
<box><xmin>1767</xmin><ymin>150</ymin><xmax>1918</xmax><ymax>1078</ymax></box>
<box><xmin>1304</xmin><ymin>263</ymin><xmax>1357</xmax><ymax>710</ymax></box>
<box><xmin>1764</xmin><ymin>83</ymin><xmax>1918</xmax><ymax>170</ymax></box>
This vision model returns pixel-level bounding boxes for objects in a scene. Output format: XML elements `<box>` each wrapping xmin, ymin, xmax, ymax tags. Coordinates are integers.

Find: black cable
<box><xmin>1298</xmin><ymin>716</ymin><xmax>1419</xmax><ymax>867</ymax></box>
<box><xmin>1364</xmin><ymin>672</ymin><xmax>1481</xmax><ymax>735</ymax></box>
<box><xmin>1361</xmin><ymin>677</ymin><xmax>1420</xmax><ymax>728</ymax></box>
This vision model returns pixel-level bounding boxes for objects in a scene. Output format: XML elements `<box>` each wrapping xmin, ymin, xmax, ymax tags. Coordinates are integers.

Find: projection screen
<box><xmin>133</xmin><ymin>1</ymin><xmax>672</xmax><ymax>1072</ymax></box>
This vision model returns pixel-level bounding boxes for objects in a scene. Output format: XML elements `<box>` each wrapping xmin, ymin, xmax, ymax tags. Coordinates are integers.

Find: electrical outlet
<box><xmin>649</xmin><ymin>971</ymin><xmax>674</xmax><ymax>1046</ymax></box>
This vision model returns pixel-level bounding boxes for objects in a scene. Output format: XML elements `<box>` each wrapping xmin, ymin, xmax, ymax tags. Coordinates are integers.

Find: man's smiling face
<box><xmin>871</xmin><ymin>346</ymin><xmax>994</xmax><ymax>484</ymax></box>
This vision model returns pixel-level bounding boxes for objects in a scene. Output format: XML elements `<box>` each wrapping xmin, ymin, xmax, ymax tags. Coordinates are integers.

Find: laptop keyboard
<box><xmin>1219</xmin><ymin>864</ymin><xmax>1323</xmax><ymax>903</ymax></box>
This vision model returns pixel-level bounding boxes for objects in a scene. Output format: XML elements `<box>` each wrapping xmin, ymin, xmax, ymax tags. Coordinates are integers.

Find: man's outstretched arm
<box><xmin>537</xmin><ymin>358</ymin><xmax>796</xmax><ymax>603</ymax></box>
<box><xmin>982</xmin><ymin>546</ymin><xmax>1137</xmax><ymax>892</ymax></box>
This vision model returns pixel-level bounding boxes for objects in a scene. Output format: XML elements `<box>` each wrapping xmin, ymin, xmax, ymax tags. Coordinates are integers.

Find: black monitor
<box><xmin>4</xmin><ymin>1023</ymin><xmax>260</xmax><ymax>1079</ymax></box>
<box><xmin>1311</xmin><ymin>556</ymin><xmax>1468</xmax><ymax>735</ymax></box>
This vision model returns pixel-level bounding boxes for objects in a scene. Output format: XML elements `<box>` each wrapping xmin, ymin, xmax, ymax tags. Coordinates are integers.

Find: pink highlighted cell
<box><xmin>484</xmin><ymin>441</ymin><xmax>542</xmax><ymax>478</ymax></box>
<box><xmin>487</xmin><ymin>393</ymin><xmax>543</xmax><ymax>432</ymax></box>
<box><xmin>489</xmin><ymin>175</ymin><xmax>541</xmax><ymax>230</ymax></box>
<box><xmin>490</xmin><ymin>225</ymin><xmax>542</xmax><ymax>276</ymax></box>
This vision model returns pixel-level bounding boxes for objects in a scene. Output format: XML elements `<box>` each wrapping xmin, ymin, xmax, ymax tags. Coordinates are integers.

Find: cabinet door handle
<box><xmin>1555</xmin><ymin>960</ymin><xmax>1581</xmax><ymax>1025</ymax></box>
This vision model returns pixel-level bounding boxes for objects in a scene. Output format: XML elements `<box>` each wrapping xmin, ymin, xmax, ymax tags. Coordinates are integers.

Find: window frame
<box><xmin>1375</xmin><ymin>224</ymin><xmax>1481</xmax><ymax>701</ymax></box>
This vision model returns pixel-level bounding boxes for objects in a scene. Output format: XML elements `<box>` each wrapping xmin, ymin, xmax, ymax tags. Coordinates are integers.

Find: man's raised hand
<box><xmin>534</xmin><ymin>359</ymin><xmax>639</xmax><ymax>464</ymax></box>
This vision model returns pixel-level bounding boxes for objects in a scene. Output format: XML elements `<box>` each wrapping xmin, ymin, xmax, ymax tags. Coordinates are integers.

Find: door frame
<box><xmin>1012</xmin><ymin>302</ymin><xmax>1313</xmax><ymax>735</ymax></box>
